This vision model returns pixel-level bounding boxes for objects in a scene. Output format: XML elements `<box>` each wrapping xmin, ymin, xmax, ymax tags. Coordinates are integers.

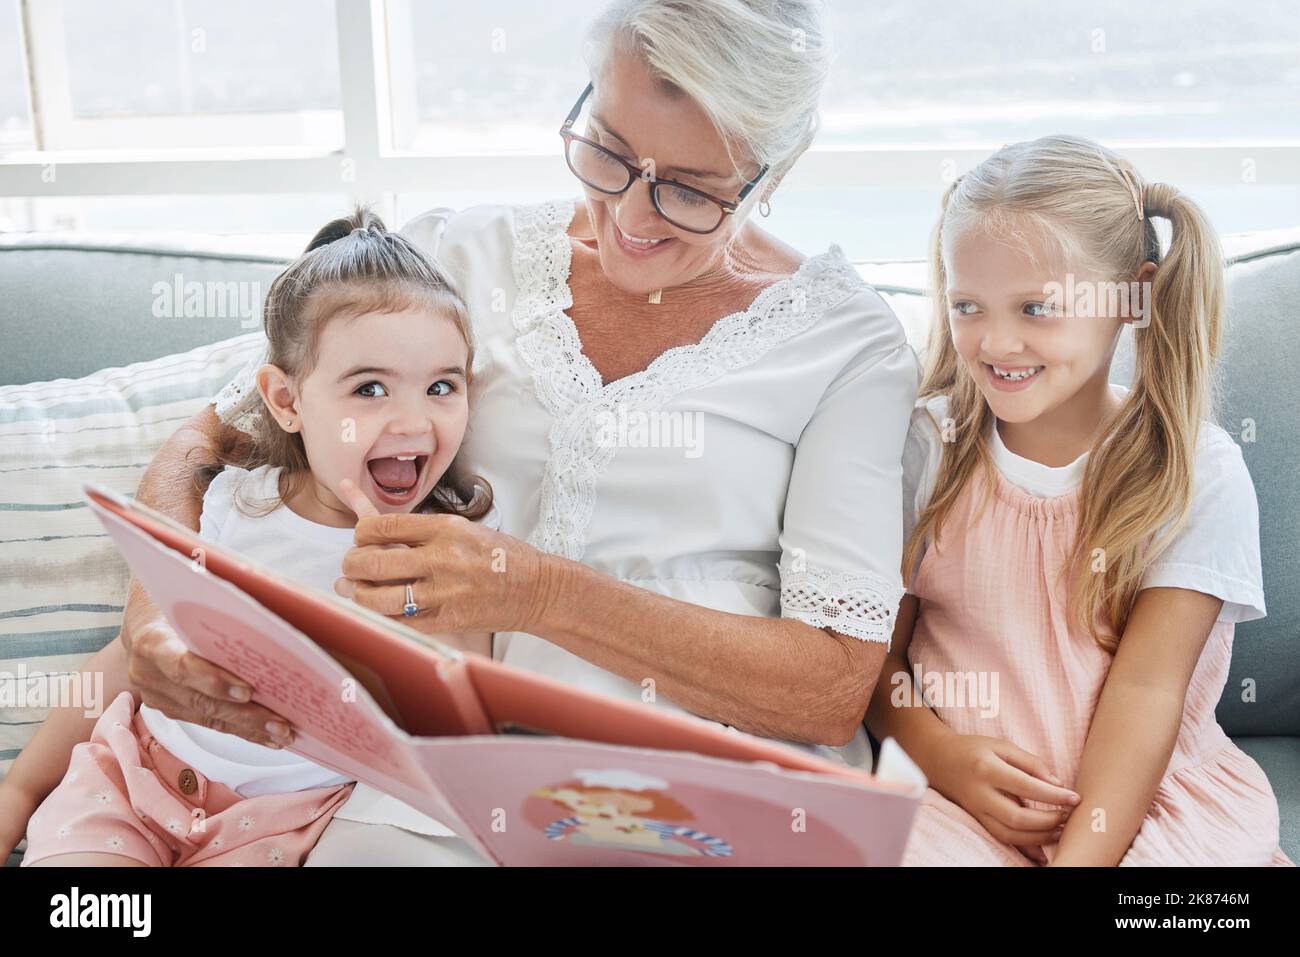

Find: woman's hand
<box><xmin>931</xmin><ymin>733</ymin><xmax>1081</xmax><ymax>864</ymax></box>
<box><xmin>333</xmin><ymin>479</ymin><xmax>555</xmax><ymax>635</ymax></box>
<box><xmin>120</xmin><ymin>580</ymin><xmax>294</xmax><ymax>748</ymax></box>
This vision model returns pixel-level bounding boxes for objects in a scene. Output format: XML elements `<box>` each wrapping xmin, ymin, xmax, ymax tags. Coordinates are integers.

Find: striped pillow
<box><xmin>0</xmin><ymin>332</ymin><xmax>266</xmax><ymax>791</ymax></box>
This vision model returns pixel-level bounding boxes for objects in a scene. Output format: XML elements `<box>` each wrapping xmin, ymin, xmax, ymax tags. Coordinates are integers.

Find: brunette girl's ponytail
<box><xmin>304</xmin><ymin>207</ymin><xmax>388</xmax><ymax>251</ymax></box>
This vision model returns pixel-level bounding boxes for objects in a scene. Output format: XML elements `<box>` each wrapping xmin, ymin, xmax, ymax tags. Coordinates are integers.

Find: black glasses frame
<box><xmin>559</xmin><ymin>82</ymin><xmax>768</xmax><ymax>235</ymax></box>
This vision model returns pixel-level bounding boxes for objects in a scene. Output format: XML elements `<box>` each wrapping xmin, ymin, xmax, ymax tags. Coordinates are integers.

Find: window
<box><xmin>0</xmin><ymin>0</ymin><xmax>33</xmax><ymax>152</ymax></box>
<box><xmin>819</xmin><ymin>0</ymin><xmax>1300</xmax><ymax>148</ymax></box>
<box><xmin>24</xmin><ymin>0</ymin><xmax>343</xmax><ymax>152</ymax></box>
<box><xmin>385</xmin><ymin>0</ymin><xmax>606</xmax><ymax>155</ymax></box>
<box><xmin>1</xmin><ymin>0</ymin><xmax>1297</xmax><ymax>261</ymax></box>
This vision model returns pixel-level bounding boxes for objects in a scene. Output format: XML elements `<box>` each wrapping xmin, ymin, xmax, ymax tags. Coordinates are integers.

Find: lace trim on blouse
<box><xmin>509</xmin><ymin>197</ymin><xmax>868</xmax><ymax>564</ymax></box>
<box><xmin>780</xmin><ymin>565</ymin><xmax>904</xmax><ymax>646</ymax></box>
<box><xmin>212</xmin><ymin>338</ymin><xmax>268</xmax><ymax>436</ymax></box>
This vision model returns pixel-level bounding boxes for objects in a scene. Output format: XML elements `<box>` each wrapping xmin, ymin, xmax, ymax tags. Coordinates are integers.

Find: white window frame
<box><xmin>1</xmin><ymin>0</ymin><xmax>1298</xmax><ymax>226</ymax></box>
<box><xmin>20</xmin><ymin>0</ymin><xmax>344</xmax><ymax>152</ymax></box>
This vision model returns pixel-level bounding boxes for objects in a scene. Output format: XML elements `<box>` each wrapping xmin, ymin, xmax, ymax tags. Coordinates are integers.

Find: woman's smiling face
<box><xmin>577</xmin><ymin>48</ymin><xmax>764</xmax><ymax>295</ymax></box>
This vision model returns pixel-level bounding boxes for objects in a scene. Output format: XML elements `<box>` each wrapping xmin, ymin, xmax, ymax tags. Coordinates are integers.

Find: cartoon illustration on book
<box><xmin>531</xmin><ymin>768</ymin><xmax>734</xmax><ymax>858</ymax></box>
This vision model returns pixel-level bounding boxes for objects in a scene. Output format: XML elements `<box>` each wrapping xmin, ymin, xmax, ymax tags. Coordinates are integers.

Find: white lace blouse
<box><xmin>212</xmin><ymin>198</ymin><xmax>920</xmax><ymax>769</ymax></box>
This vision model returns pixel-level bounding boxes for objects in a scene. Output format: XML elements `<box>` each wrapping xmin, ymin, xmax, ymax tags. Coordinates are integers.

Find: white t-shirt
<box><xmin>139</xmin><ymin>464</ymin><xmax>500</xmax><ymax>835</ymax></box>
<box><xmin>901</xmin><ymin>386</ymin><xmax>1267</xmax><ymax>623</ymax></box>
<box><xmin>213</xmin><ymin>199</ymin><xmax>921</xmax><ymax>772</ymax></box>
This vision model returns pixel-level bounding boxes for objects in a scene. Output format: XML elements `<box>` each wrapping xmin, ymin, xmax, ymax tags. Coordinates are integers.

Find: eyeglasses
<box><xmin>559</xmin><ymin>82</ymin><xmax>768</xmax><ymax>235</ymax></box>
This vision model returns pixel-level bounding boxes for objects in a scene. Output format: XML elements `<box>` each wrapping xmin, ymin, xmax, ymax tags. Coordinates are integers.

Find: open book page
<box><xmin>409</xmin><ymin>735</ymin><xmax>923</xmax><ymax>865</ymax></box>
<box><xmin>85</xmin><ymin>483</ymin><xmax>479</xmax><ymax>839</ymax></box>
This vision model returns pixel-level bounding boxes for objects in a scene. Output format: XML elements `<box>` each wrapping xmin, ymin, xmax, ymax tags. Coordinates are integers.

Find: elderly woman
<box><xmin>116</xmin><ymin>0</ymin><xmax>918</xmax><ymax>864</ymax></box>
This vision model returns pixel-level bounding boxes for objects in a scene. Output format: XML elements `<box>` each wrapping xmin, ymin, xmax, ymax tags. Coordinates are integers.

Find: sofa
<box><xmin>1</xmin><ymin>229</ymin><xmax>1295</xmax><ymax>867</ymax></box>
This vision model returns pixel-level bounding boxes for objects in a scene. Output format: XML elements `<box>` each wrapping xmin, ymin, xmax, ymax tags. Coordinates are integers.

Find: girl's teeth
<box><xmin>993</xmin><ymin>365</ymin><xmax>1042</xmax><ymax>381</ymax></box>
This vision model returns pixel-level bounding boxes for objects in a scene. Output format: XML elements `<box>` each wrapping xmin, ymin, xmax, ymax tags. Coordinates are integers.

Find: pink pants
<box><xmin>22</xmin><ymin>691</ymin><xmax>354</xmax><ymax>867</ymax></box>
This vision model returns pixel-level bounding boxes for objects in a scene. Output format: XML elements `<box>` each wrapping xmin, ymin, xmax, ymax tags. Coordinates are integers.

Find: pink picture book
<box><xmin>84</xmin><ymin>481</ymin><xmax>926</xmax><ymax>866</ymax></box>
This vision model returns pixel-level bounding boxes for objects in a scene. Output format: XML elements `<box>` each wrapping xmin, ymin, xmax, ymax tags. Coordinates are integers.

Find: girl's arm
<box><xmin>1050</xmin><ymin>586</ymin><xmax>1223</xmax><ymax>866</ymax></box>
<box><xmin>866</xmin><ymin>594</ymin><xmax>1079</xmax><ymax>857</ymax></box>
<box><xmin>0</xmin><ymin>636</ymin><xmax>133</xmax><ymax>855</ymax></box>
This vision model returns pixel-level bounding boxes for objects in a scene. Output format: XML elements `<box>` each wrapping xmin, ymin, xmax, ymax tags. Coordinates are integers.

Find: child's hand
<box><xmin>338</xmin><ymin>478</ymin><xmax>381</xmax><ymax>519</ymax></box>
<box><xmin>932</xmin><ymin>733</ymin><xmax>1080</xmax><ymax>862</ymax></box>
<box><xmin>0</xmin><ymin>783</ymin><xmax>38</xmax><ymax>862</ymax></box>
<box><xmin>336</xmin><ymin>477</ymin><xmax>420</xmax><ymax>556</ymax></box>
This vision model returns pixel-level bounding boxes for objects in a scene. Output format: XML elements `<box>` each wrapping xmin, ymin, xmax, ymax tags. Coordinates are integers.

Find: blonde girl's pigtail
<box><xmin>1069</xmin><ymin>179</ymin><xmax>1225</xmax><ymax>650</ymax></box>
<box><xmin>919</xmin><ymin>176</ymin><xmax>963</xmax><ymax>398</ymax></box>
<box><xmin>1140</xmin><ymin>181</ymin><xmax>1224</xmax><ymax>437</ymax></box>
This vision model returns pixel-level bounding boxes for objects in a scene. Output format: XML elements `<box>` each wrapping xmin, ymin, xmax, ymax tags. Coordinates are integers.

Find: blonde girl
<box><xmin>866</xmin><ymin>135</ymin><xmax>1291</xmax><ymax>866</ymax></box>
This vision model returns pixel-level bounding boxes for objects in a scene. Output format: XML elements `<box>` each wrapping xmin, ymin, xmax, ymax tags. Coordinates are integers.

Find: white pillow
<box><xmin>0</xmin><ymin>332</ymin><xmax>265</xmax><ymax>786</ymax></box>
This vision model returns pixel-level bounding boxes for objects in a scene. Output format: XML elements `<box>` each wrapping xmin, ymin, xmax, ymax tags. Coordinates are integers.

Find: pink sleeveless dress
<box><xmin>900</xmin><ymin>468</ymin><xmax>1291</xmax><ymax>866</ymax></box>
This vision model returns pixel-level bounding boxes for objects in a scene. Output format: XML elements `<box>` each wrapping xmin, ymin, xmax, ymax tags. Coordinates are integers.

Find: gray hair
<box><xmin>582</xmin><ymin>0</ymin><xmax>829</xmax><ymax>195</ymax></box>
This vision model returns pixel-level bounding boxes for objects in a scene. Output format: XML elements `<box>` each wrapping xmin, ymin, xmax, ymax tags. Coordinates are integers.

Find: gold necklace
<box><xmin>645</xmin><ymin>239</ymin><xmax>766</xmax><ymax>305</ymax></box>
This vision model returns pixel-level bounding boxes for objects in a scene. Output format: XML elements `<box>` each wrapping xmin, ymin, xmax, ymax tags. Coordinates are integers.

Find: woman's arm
<box><xmin>336</xmin><ymin>510</ymin><xmax>885</xmax><ymax>746</ymax></box>
<box><xmin>1050</xmin><ymin>586</ymin><xmax>1222</xmax><ymax>866</ymax></box>
<box><xmin>119</xmin><ymin>403</ymin><xmax>294</xmax><ymax>747</ymax></box>
<box><xmin>526</xmin><ymin>555</ymin><xmax>887</xmax><ymax>746</ymax></box>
